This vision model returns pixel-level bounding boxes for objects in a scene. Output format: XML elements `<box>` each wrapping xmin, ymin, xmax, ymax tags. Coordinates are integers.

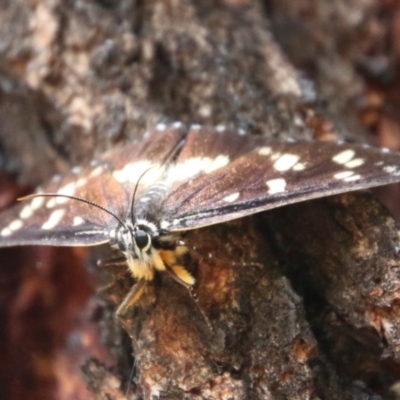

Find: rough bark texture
<box><xmin>1</xmin><ymin>1</ymin><xmax>400</xmax><ymax>399</ymax></box>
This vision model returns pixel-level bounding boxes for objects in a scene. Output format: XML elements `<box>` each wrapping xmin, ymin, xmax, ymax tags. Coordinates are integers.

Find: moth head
<box><xmin>115</xmin><ymin>223</ymin><xmax>153</xmax><ymax>260</ymax></box>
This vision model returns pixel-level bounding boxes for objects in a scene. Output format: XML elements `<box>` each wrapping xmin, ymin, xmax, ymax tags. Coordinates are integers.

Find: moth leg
<box><xmin>167</xmin><ymin>264</ymin><xmax>195</xmax><ymax>288</ymax></box>
<box><xmin>97</xmin><ymin>280</ymin><xmax>117</xmax><ymax>295</ymax></box>
<box><xmin>166</xmin><ymin>267</ymin><xmax>213</xmax><ymax>332</ymax></box>
<box><xmin>116</xmin><ymin>279</ymin><xmax>147</xmax><ymax>332</ymax></box>
<box><xmin>97</xmin><ymin>272</ymin><xmax>130</xmax><ymax>296</ymax></box>
<box><xmin>175</xmin><ymin>245</ymin><xmax>189</xmax><ymax>257</ymax></box>
<box><xmin>231</xmin><ymin>261</ymin><xmax>264</xmax><ymax>269</ymax></box>
<box><xmin>97</xmin><ymin>257</ymin><xmax>129</xmax><ymax>294</ymax></box>
<box><xmin>97</xmin><ymin>270</ymin><xmax>128</xmax><ymax>295</ymax></box>
<box><xmin>97</xmin><ymin>256</ymin><xmax>127</xmax><ymax>268</ymax></box>
<box><xmin>188</xmin><ymin>286</ymin><xmax>214</xmax><ymax>333</ymax></box>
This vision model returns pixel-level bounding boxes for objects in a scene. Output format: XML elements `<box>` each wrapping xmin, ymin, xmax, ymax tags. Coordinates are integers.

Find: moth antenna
<box><xmin>18</xmin><ymin>193</ymin><xmax>127</xmax><ymax>228</ymax></box>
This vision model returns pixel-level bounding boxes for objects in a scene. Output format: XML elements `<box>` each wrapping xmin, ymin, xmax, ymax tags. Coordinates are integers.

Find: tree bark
<box><xmin>1</xmin><ymin>1</ymin><xmax>400</xmax><ymax>399</ymax></box>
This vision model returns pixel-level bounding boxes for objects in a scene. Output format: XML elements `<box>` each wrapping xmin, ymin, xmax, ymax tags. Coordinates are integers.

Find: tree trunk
<box><xmin>1</xmin><ymin>1</ymin><xmax>400</xmax><ymax>399</ymax></box>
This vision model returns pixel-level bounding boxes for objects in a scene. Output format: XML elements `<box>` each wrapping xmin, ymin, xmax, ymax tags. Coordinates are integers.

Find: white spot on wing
<box><xmin>0</xmin><ymin>228</ymin><xmax>11</xmax><ymax>237</ymax></box>
<box><xmin>41</xmin><ymin>209</ymin><xmax>65</xmax><ymax>230</ymax></box>
<box><xmin>20</xmin><ymin>205</ymin><xmax>33</xmax><ymax>219</ymax></box>
<box><xmin>46</xmin><ymin>198</ymin><xmax>56</xmax><ymax>209</ymax></box>
<box><xmin>292</xmin><ymin>163</ymin><xmax>306</xmax><ymax>171</ymax></box>
<box><xmin>270</xmin><ymin>152</ymin><xmax>281</xmax><ymax>161</ymax></box>
<box><xmin>156</xmin><ymin>123</ymin><xmax>167</xmax><ymax>131</ymax></box>
<box><xmin>344</xmin><ymin>158</ymin><xmax>365</xmax><ymax>168</ymax></box>
<box><xmin>73</xmin><ymin>216</ymin><xmax>84</xmax><ymax>226</ymax></box>
<box><xmin>223</xmin><ymin>192</ymin><xmax>240</xmax><ymax>203</ymax></box>
<box><xmin>384</xmin><ymin>165</ymin><xmax>398</xmax><ymax>174</ymax></box>
<box><xmin>266</xmin><ymin>178</ymin><xmax>286</xmax><ymax>194</ymax></box>
<box><xmin>56</xmin><ymin>197</ymin><xmax>69</xmax><ymax>205</ymax></box>
<box><xmin>113</xmin><ymin>161</ymin><xmax>161</xmax><ymax>184</ymax></box>
<box><xmin>30</xmin><ymin>196</ymin><xmax>45</xmax><ymax>211</ymax></box>
<box><xmin>9</xmin><ymin>219</ymin><xmax>23</xmax><ymax>231</ymax></box>
<box><xmin>89</xmin><ymin>166</ymin><xmax>103</xmax><ymax>178</ymax></box>
<box><xmin>334</xmin><ymin>171</ymin><xmax>354</xmax><ymax>180</ymax></box>
<box><xmin>332</xmin><ymin>150</ymin><xmax>355</xmax><ymax>164</ymax></box>
<box><xmin>56</xmin><ymin>183</ymin><xmax>76</xmax><ymax>204</ymax></box>
<box><xmin>257</xmin><ymin>147</ymin><xmax>272</xmax><ymax>156</ymax></box>
<box><xmin>343</xmin><ymin>174</ymin><xmax>361</xmax><ymax>182</ymax></box>
<box><xmin>1</xmin><ymin>217</ymin><xmax>25</xmax><ymax>236</ymax></box>
<box><xmin>76</xmin><ymin>177</ymin><xmax>88</xmax><ymax>188</ymax></box>
<box><xmin>172</xmin><ymin>121</ymin><xmax>183</xmax><ymax>129</ymax></box>
<box><xmin>204</xmin><ymin>155</ymin><xmax>229</xmax><ymax>173</ymax></box>
<box><xmin>169</xmin><ymin>155</ymin><xmax>229</xmax><ymax>181</ymax></box>
<box><xmin>273</xmin><ymin>154</ymin><xmax>300</xmax><ymax>172</ymax></box>
<box><xmin>58</xmin><ymin>182</ymin><xmax>75</xmax><ymax>196</ymax></box>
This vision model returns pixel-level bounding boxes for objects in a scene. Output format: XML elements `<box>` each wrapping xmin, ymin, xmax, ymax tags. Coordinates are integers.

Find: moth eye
<box><xmin>135</xmin><ymin>230</ymin><xmax>150</xmax><ymax>250</ymax></box>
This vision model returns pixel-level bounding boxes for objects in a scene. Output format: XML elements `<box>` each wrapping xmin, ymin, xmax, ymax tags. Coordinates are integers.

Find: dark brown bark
<box><xmin>1</xmin><ymin>1</ymin><xmax>400</xmax><ymax>399</ymax></box>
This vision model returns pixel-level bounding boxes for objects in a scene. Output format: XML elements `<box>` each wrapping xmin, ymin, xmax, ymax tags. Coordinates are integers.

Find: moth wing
<box><xmin>163</xmin><ymin>139</ymin><xmax>400</xmax><ymax>230</ymax></box>
<box><xmin>0</xmin><ymin>166</ymin><xmax>128</xmax><ymax>246</ymax></box>
<box><xmin>166</xmin><ymin>126</ymin><xmax>267</xmax><ymax>190</ymax></box>
<box><xmin>101</xmin><ymin>123</ymin><xmax>187</xmax><ymax>197</ymax></box>
<box><xmin>0</xmin><ymin>124</ymin><xmax>186</xmax><ymax>247</ymax></box>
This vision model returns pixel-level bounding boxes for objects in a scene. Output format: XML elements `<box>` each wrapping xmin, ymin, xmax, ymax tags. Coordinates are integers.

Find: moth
<box><xmin>1</xmin><ymin>122</ymin><xmax>400</xmax><ymax>322</ymax></box>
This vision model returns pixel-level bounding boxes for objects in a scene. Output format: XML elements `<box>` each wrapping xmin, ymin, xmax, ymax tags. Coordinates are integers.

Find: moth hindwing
<box><xmin>1</xmin><ymin>122</ymin><xmax>400</xmax><ymax>316</ymax></box>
